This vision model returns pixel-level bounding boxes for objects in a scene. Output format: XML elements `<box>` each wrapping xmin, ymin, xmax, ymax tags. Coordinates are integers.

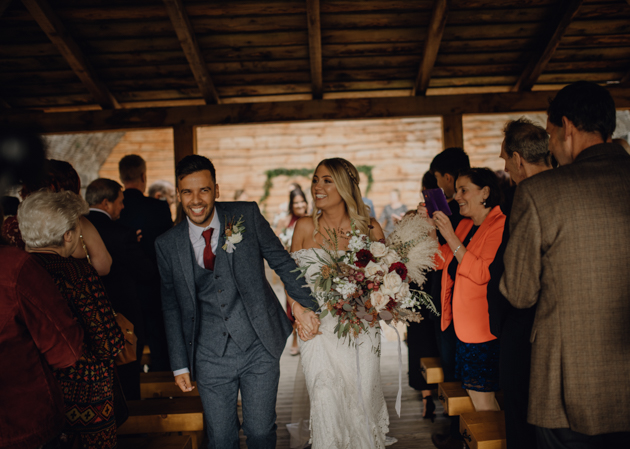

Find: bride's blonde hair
<box><xmin>312</xmin><ymin>158</ymin><xmax>371</xmax><ymax>239</ymax></box>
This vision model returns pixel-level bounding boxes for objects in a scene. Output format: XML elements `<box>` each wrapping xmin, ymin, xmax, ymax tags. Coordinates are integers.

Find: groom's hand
<box><xmin>293</xmin><ymin>304</ymin><xmax>321</xmax><ymax>341</ymax></box>
<box><xmin>174</xmin><ymin>373</ymin><xmax>196</xmax><ymax>393</ymax></box>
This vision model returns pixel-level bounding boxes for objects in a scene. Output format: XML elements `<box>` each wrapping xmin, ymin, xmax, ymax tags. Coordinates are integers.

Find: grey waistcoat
<box><xmin>192</xmin><ymin>244</ymin><xmax>257</xmax><ymax>357</ymax></box>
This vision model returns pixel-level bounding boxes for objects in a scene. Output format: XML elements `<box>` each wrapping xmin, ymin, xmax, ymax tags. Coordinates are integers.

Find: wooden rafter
<box><xmin>0</xmin><ymin>0</ymin><xmax>13</xmax><ymax>19</ymax></box>
<box><xmin>306</xmin><ymin>0</ymin><xmax>323</xmax><ymax>99</ymax></box>
<box><xmin>413</xmin><ymin>0</ymin><xmax>449</xmax><ymax>96</ymax></box>
<box><xmin>620</xmin><ymin>69</ymin><xmax>630</xmax><ymax>86</ymax></box>
<box><xmin>20</xmin><ymin>0</ymin><xmax>120</xmax><ymax>109</ymax></box>
<box><xmin>511</xmin><ymin>0</ymin><xmax>583</xmax><ymax>92</ymax></box>
<box><xmin>3</xmin><ymin>88</ymin><xmax>630</xmax><ymax>134</ymax></box>
<box><xmin>163</xmin><ymin>0</ymin><xmax>219</xmax><ymax>105</ymax></box>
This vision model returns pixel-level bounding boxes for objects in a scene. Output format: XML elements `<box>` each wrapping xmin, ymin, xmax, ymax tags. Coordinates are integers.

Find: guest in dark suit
<box><xmin>118</xmin><ymin>155</ymin><xmax>173</xmax><ymax>371</ymax></box>
<box><xmin>428</xmin><ymin>147</ymin><xmax>469</xmax><ymax>449</ymax></box>
<box><xmin>488</xmin><ymin>118</ymin><xmax>552</xmax><ymax>449</ymax></box>
<box><xmin>501</xmin><ymin>82</ymin><xmax>630</xmax><ymax>448</ymax></box>
<box><xmin>85</xmin><ymin>178</ymin><xmax>152</xmax><ymax>400</ymax></box>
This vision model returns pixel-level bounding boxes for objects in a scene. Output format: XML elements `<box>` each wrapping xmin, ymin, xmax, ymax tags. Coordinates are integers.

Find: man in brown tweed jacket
<box><xmin>500</xmin><ymin>81</ymin><xmax>630</xmax><ymax>448</ymax></box>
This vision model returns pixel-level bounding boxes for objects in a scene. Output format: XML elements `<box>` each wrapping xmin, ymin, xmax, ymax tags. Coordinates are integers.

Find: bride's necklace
<box><xmin>319</xmin><ymin>215</ymin><xmax>351</xmax><ymax>241</ymax></box>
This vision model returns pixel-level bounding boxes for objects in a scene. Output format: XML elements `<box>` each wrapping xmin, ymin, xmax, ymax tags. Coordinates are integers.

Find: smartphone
<box><xmin>422</xmin><ymin>188</ymin><xmax>452</xmax><ymax>217</ymax></box>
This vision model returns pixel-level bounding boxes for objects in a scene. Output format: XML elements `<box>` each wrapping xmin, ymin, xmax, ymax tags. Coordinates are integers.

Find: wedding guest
<box><xmin>501</xmin><ymin>81</ymin><xmax>630</xmax><ymax>448</ymax></box>
<box><xmin>423</xmin><ymin>168</ymin><xmax>505</xmax><ymax>449</ymax></box>
<box><xmin>406</xmin><ymin>171</ymin><xmax>441</xmax><ymax>421</ymax></box>
<box><xmin>0</xmin><ymin>245</ymin><xmax>83</xmax><ymax>449</ymax></box>
<box><xmin>275</xmin><ymin>186</ymin><xmax>309</xmax><ymax>355</ymax></box>
<box><xmin>488</xmin><ymin>118</ymin><xmax>552</xmax><ymax>449</ymax></box>
<box><xmin>359</xmin><ymin>171</ymin><xmax>376</xmax><ymax>218</ymax></box>
<box><xmin>428</xmin><ymin>147</ymin><xmax>469</xmax><ymax>447</ymax></box>
<box><xmin>0</xmin><ymin>195</ymin><xmax>18</xmax><ymax>216</ymax></box>
<box><xmin>379</xmin><ymin>189</ymin><xmax>407</xmax><ymax>237</ymax></box>
<box><xmin>86</xmin><ymin>178</ymin><xmax>152</xmax><ymax>398</ymax></box>
<box><xmin>1</xmin><ymin>159</ymin><xmax>112</xmax><ymax>276</ymax></box>
<box><xmin>118</xmin><ymin>155</ymin><xmax>173</xmax><ymax>372</ymax></box>
<box><xmin>19</xmin><ymin>190</ymin><xmax>124</xmax><ymax>449</ymax></box>
<box><xmin>149</xmin><ymin>179</ymin><xmax>176</xmax><ymax>206</ymax></box>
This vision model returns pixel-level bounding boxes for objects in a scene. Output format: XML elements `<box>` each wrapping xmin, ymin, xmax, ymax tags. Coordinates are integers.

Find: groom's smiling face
<box><xmin>177</xmin><ymin>169</ymin><xmax>220</xmax><ymax>228</ymax></box>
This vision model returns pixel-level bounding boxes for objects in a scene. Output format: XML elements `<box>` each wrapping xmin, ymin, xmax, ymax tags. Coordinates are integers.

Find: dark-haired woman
<box><xmin>276</xmin><ymin>186</ymin><xmax>308</xmax><ymax>355</ymax></box>
<box><xmin>422</xmin><ymin>167</ymin><xmax>505</xmax><ymax>413</ymax></box>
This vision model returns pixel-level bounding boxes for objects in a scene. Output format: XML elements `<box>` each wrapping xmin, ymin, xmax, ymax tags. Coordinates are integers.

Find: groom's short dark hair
<box><xmin>176</xmin><ymin>155</ymin><xmax>216</xmax><ymax>185</ymax></box>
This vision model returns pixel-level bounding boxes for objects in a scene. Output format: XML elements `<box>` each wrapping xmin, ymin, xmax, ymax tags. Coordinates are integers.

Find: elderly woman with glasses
<box><xmin>19</xmin><ymin>190</ymin><xmax>124</xmax><ymax>449</ymax></box>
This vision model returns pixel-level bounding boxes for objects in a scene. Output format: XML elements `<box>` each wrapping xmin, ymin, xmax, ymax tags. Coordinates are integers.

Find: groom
<box><xmin>155</xmin><ymin>155</ymin><xmax>318</xmax><ymax>449</ymax></box>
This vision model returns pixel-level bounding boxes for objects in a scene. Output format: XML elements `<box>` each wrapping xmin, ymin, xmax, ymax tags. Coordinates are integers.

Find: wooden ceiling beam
<box><xmin>3</xmin><ymin>88</ymin><xmax>630</xmax><ymax>134</ymax></box>
<box><xmin>413</xmin><ymin>0</ymin><xmax>449</xmax><ymax>96</ymax></box>
<box><xmin>511</xmin><ymin>0</ymin><xmax>583</xmax><ymax>92</ymax></box>
<box><xmin>163</xmin><ymin>0</ymin><xmax>219</xmax><ymax>105</ymax></box>
<box><xmin>0</xmin><ymin>0</ymin><xmax>13</xmax><ymax>19</ymax></box>
<box><xmin>20</xmin><ymin>0</ymin><xmax>120</xmax><ymax>109</ymax></box>
<box><xmin>306</xmin><ymin>0</ymin><xmax>323</xmax><ymax>99</ymax></box>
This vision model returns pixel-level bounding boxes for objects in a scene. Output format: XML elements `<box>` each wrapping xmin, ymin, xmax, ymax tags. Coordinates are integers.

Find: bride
<box><xmin>287</xmin><ymin>158</ymin><xmax>391</xmax><ymax>449</ymax></box>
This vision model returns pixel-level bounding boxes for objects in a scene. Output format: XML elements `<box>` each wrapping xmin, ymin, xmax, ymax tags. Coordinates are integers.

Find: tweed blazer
<box><xmin>436</xmin><ymin>206</ymin><xmax>505</xmax><ymax>343</ymax></box>
<box><xmin>500</xmin><ymin>143</ymin><xmax>630</xmax><ymax>435</ymax></box>
<box><xmin>155</xmin><ymin>201</ymin><xmax>313</xmax><ymax>378</ymax></box>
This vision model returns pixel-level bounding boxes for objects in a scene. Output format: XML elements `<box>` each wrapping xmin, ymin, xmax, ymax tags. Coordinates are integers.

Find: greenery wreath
<box><xmin>259</xmin><ymin>165</ymin><xmax>374</xmax><ymax>204</ymax></box>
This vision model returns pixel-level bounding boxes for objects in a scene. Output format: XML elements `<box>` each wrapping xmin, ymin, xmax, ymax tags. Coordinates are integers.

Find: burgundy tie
<box><xmin>202</xmin><ymin>228</ymin><xmax>215</xmax><ymax>271</ymax></box>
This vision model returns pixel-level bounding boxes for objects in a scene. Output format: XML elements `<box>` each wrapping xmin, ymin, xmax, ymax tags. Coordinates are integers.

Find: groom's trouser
<box><xmin>195</xmin><ymin>336</ymin><xmax>280</xmax><ymax>449</ymax></box>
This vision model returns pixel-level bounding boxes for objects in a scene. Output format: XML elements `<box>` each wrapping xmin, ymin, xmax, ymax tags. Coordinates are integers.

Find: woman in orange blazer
<box><xmin>425</xmin><ymin>168</ymin><xmax>505</xmax><ymax>412</ymax></box>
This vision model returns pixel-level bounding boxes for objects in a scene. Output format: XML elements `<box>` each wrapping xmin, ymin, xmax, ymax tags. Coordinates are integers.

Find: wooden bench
<box><xmin>140</xmin><ymin>371</ymin><xmax>199</xmax><ymax>399</ymax></box>
<box><xmin>437</xmin><ymin>381</ymin><xmax>475</xmax><ymax>416</ymax></box>
<box><xmin>459</xmin><ymin>411</ymin><xmax>506</xmax><ymax>449</ymax></box>
<box><xmin>118</xmin><ymin>435</ymin><xmax>193</xmax><ymax>449</ymax></box>
<box><xmin>420</xmin><ymin>357</ymin><xmax>444</xmax><ymax>384</ymax></box>
<box><xmin>118</xmin><ymin>397</ymin><xmax>205</xmax><ymax>449</ymax></box>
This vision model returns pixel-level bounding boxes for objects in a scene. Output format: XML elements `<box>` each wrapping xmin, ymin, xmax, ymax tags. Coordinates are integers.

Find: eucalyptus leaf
<box><xmin>342</xmin><ymin>303</ymin><xmax>353</xmax><ymax>312</ymax></box>
<box><xmin>319</xmin><ymin>309</ymin><xmax>329</xmax><ymax>320</ymax></box>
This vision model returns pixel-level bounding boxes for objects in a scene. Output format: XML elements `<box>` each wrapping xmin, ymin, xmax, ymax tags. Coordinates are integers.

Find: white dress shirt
<box><xmin>173</xmin><ymin>209</ymin><xmax>220</xmax><ymax>377</ymax></box>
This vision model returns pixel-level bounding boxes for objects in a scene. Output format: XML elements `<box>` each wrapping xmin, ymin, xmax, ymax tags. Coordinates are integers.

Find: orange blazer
<box><xmin>436</xmin><ymin>206</ymin><xmax>505</xmax><ymax>343</ymax></box>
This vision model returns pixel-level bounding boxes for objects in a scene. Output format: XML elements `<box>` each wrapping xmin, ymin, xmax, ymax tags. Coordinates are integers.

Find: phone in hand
<box><xmin>422</xmin><ymin>188</ymin><xmax>452</xmax><ymax>217</ymax></box>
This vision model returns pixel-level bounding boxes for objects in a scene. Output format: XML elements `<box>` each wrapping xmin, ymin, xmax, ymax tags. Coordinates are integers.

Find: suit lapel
<box><xmin>214</xmin><ymin>203</ymin><xmax>238</xmax><ymax>282</ymax></box>
<box><xmin>175</xmin><ymin>220</ymin><xmax>196</xmax><ymax>303</ymax></box>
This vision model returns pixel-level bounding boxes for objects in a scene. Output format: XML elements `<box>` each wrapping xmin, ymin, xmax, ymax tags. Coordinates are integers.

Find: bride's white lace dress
<box><xmin>291</xmin><ymin>248</ymin><xmax>389</xmax><ymax>449</ymax></box>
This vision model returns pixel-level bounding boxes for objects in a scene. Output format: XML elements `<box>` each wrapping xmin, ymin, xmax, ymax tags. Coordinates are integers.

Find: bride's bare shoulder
<box><xmin>291</xmin><ymin>216</ymin><xmax>314</xmax><ymax>252</ymax></box>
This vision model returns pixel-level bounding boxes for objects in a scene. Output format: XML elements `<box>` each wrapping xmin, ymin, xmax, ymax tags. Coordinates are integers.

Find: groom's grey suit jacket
<box><xmin>155</xmin><ymin>201</ymin><xmax>313</xmax><ymax>379</ymax></box>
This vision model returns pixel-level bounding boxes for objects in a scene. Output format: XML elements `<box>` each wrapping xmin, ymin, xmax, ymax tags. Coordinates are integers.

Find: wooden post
<box><xmin>173</xmin><ymin>124</ymin><xmax>197</xmax><ymax>166</ymax></box>
<box><xmin>442</xmin><ymin>114</ymin><xmax>463</xmax><ymax>150</ymax></box>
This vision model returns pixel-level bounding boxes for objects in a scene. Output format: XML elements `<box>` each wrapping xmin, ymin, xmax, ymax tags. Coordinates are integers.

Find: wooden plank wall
<box><xmin>99</xmin><ymin>116</ymin><xmax>515</xmax><ymax>220</ymax></box>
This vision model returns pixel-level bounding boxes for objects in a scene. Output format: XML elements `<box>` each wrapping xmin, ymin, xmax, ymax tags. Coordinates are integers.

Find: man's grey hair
<box><xmin>148</xmin><ymin>179</ymin><xmax>174</xmax><ymax>198</ymax></box>
<box><xmin>85</xmin><ymin>178</ymin><xmax>122</xmax><ymax>206</ymax></box>
<box><xmin>503</xmin><ymin>118</ymin><xmax>550</xmax><ymax>165</ymax></box>
<box><xmin>18</xmin><ymin>190</ymin><xmax>88</xmax><ymax>248</ymax></box>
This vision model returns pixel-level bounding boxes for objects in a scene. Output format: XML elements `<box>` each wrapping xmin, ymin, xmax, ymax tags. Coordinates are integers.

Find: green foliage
<box><xmin>258</xmin><ymin>165</ymin><xmax>375</xmax><ymax>204</ymax></box>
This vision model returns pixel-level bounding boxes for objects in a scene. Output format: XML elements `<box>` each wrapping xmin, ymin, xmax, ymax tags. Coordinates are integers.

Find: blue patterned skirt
<box><xmin>455</xmin><ymin>338</ymin><xmax>500</xmax><ymax>392</ymax></box>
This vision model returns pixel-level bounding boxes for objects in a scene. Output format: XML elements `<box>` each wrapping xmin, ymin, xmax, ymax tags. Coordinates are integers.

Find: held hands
<box><xmin>292</xmin><ymin>301</ymin><xmax>321</xmax><ymax>341</ymax></box>
<box><xmin>174</xmin><ymin>373</ymin><xmax>196</xmax><ymax>393</ymax></box>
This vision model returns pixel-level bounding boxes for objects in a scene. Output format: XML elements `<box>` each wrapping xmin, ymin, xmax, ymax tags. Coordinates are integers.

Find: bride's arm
<box><xmin>369</xmin><ymin>218</ymin><xmax>385</xmax><ymax>241</ymax></box>
<box><xmin>286</xmin><ymin>218</ymin><xmax>321</xmax><ymax>341</ymax></box>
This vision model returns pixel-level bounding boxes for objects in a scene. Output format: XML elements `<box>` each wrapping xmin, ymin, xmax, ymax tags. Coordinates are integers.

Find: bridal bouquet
<box><xmin>295</xmin><ymin>214</ymin><xmax>439</xmax><ymax>342</ymax></box>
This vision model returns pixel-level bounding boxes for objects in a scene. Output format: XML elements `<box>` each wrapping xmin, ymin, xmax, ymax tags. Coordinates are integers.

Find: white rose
<box><xmin>396</xmin><ymin>282</ymin><xmax>410</xmax><ymax>301</ymax></box>
<box><xmin>370</xmin><ymin>291</ymin><xmax>389</xmax><ymax>312</ymax></box>
<box><xmin>382</xmin><ymin>249</ymin><xmax>401</xmax><ymax>266</ymax></box>
<box><xmin>229</xmin><ymin>232</ymin><xmax>243</xmax><ymax>244</ymax></box>
<box><xmin>369</xmin><ymin>241</ymin><xmax>388</xmax><ymax>258</ymax></box>
<box><xmin>380</xmin><ymin>271</ymin><xmax>403</xmax><ymax>297</ymax></box>
<box><xmin>364</xmin><ymin>260</ymin><xmax>382</xmax><ymax>279</ymax></box>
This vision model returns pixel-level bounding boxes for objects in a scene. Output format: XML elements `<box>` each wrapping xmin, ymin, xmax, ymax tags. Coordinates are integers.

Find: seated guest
<box><xmin>148</xmin><ymin>179</ymin><xmax>176</xmax><ymax>207</ymax></box>
<box><xmin>86</xmin><ymin>178</ymin><xmax>153</xmax><ymax>398</ymax></box>
<box><xmin>1</xmin><ymin>159</ymin><xmax>112</xmax><ymax>276</ymax></box>
<box><xmin>422</xmin><ymin>168</ymin><xmax>505</xmax><ymax>443</ymax></box>
<box><xmin>19</xmin><ymin>190</ymin><xmax>124</xmax><ymax>449</ymax></box>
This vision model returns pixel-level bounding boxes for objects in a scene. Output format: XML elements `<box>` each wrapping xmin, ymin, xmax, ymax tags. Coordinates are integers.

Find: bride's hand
<box><xmin>293</xmin><ymin>302</ymin><xmax>321</xmax><ymax>341</ymax></box>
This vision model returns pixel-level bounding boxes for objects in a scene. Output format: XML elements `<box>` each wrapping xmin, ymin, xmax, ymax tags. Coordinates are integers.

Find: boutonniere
<box><xmin>222</xmin><ymin>215</ymin><xmax>245</xmax><ymax>253</ymax></box>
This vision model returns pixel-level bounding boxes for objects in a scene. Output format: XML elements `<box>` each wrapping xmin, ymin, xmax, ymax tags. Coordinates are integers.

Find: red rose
<box><xmin>389</xmin><ymin>262</ymin><xmax>408</xmax><ymax>280</ymax></box>
<box><xmin>355</xmin><ymin>249</ymin><xmax>375</xmax><ymax>268</ymax></box>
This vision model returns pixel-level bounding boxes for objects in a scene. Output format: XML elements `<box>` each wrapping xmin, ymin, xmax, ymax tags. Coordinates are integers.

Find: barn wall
<box><xmin>99</xmin><ymin>116</ymin><xmax>517</xmax><ymax>220</ymax></box>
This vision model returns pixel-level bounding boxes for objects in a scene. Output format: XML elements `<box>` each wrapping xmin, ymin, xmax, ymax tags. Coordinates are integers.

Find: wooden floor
<box><xmin>236</xmin><ymin>336</ymin><xmax>449</xmax><ymax>449</ymax></box>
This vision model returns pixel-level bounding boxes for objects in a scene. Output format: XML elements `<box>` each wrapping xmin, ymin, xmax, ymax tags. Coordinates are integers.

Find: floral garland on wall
<box><xmin>259</xmin><ymin>165</ymin><xmax>374</xmax><ymax>204</ymax></box>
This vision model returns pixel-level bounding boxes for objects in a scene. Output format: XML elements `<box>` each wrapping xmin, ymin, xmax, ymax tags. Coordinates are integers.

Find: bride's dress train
<box><xmin>291</xmin><ymin>248</ymin><xmax>389</xmax><ymax>449</ymax></box>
